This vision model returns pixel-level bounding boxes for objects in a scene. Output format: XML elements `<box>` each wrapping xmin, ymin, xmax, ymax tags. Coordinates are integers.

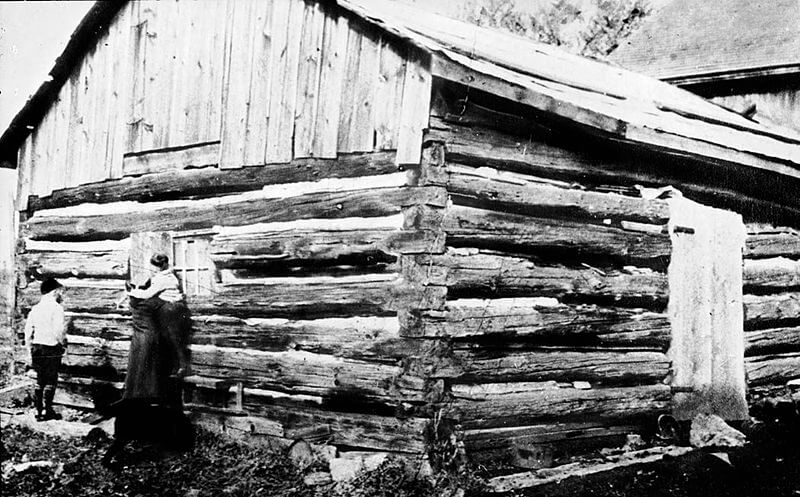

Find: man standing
<box><xmin>24</xmin><ymin>277</ymin><xmax>67</xmax><ymax>421</ymax></box>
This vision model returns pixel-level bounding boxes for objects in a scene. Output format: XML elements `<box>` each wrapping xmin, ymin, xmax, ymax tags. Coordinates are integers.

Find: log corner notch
<box><xmin>667</xmin><ymin>197</ymin><xmax>748</xmax><ymax>421</ymax></box>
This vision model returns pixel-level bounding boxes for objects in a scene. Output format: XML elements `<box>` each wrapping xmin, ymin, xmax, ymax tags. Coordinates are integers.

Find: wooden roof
<box><xmin>341</xmin><ymin>0</ymin><xmax>800</xmax><ymax>179</ymax></box>
<box><xmin>609</xmin><ymin>0</ymin><xmax>800</xmax><ymax>84</ymax></box>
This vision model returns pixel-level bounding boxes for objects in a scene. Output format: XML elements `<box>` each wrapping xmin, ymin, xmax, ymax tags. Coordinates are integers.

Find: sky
<box><xmin>0</xmin><ymin>1</ymin><xmax>93</xmax><ymax>133</ymax></box>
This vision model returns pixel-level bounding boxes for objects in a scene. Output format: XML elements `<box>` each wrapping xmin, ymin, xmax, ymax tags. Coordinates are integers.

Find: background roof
<box><xmin>609</xmin><ymin>0</ymin><xmax>800</xmax><ymax>82</ymax></box>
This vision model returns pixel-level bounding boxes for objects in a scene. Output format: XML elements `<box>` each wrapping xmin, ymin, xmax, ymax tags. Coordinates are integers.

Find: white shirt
<box><xmin>24</xmin><ymin>293</ymin><xmax>66</xmax><ymax>347</ymax></box>
<box><xmin>129</xmin><ymin>269</ymin><xmax>184</xmax><ymax>302</ymax></box>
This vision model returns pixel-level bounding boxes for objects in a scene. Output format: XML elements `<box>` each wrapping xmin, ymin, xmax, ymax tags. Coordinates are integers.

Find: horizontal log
<box><xmin>19</xmin><ymin>245</ymin><xmax>128</xmax><ymax>279</ymax></box>
<box><xmin>122</xmin><ymin>141</ymin><xmax>220</xmax><ymax>176</ymax></box>
<box><xmin>58</xmin><ymin>336</ymin><xmax>427</xmax><ymax>402</ymax></box>
<box><xmin>18</xmin><ymin>278</ymin><xmax>125</xmax><ymax>313</ymax></box>
<box><xmin>438</xmin><ymin>349</ymin><xmax>670</xmax><ymax>385</ymax></box>
<box><xmin>410</xmin><ymin>250</ymin><xmax>667</xmax><ymax>306</ymax></box>
<box><xmin>443</xmin><ymin>204</ymin><xmax>670</xmax><ymax>263</ymax></box>
<box><xmin>746</xmin><ymin>352</ymin><xmax>800</xmax><ymax>386</ymax></box>
<box><xmin>416</xmin><ymin>298</ymin><xmax>670</xmax><ymax>348</ymax></box>
<box><xmin>28</xmin><ymin>150</ymin><xmax>400</xmax><ymax>212</ymax></box>
<box><xmin>244</xmin><ymin>402</ymin><xmax>429</xmax><ymax>453</ymax></box>
<box><xmin>462</xmin><ymin>421</ymin><xmax>637</xmax><ymax>456</ymax></box>
<box><xmin>745</xmin><ymin>226</ymin><xmax>800</xmax><ymax>259</ymax></box>
<box><xmin>189</xmin><ymin>274</ymin><xmax>446</xmax><ymax>318</ymax></box>
<box><xmin>745</xmin><ymin>326</ymin><xmax>800</xmax><ymax>356</ymax></box>
<box><xmin>743</xmin><ymin>257</ymin><xmax>800</xmax><ymax>291</ymax></box>
<box><xmin>448</xmin><ymin>384</ymin><xmax>672</xmax><ymax>428</ymax></box>
<box><xmin>744</xmin><ymin>292</ymin><xmax>800</xmax><ymax>328</ymax></box>
<box><xmin>447</xmin><ymin>164</ymin><xmax>670</xmax><ymax>225</ymax></box>
<box><xmin>58</xmin><ymin>313</ymin><xmax>417</xmax><ymax>361</ymax></box>
<box><xmin>428</xmin><ymin>118</ymin><xmax>800</xmax><ymax>226</ymax></box>
<box><xmin>24</xmin><ymin>185</ymin><xmax>447</xmax><ymax>241</ymax></box>
<box><xmin>210</xmin><ymin>228</ymin><xmax>444</xmax><ymax>268</ymax></box>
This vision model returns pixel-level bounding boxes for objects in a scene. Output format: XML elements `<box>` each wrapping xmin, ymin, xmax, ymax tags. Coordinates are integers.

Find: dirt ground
<box><xmin>1</xmin><ymin>399</ymin><xmax>799</xmax><ymax>497</ymax></box>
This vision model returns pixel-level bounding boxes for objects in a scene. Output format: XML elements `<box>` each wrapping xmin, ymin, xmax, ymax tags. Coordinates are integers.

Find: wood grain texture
<box><xmin>745</xmin><ymin>326</ymin><xmax>800</xmax><ymax>356</ymax></box>
<box><xmin>746</xmin><ymin>352</ymin><xmax>800</xmax><ymax>386</ymax></box>
<box><xmin>28</xmin><ymin>151</ymin><xmax>399</xmax><ymax>211</ymax></box>
<box><xmin>396</xmin><ymin>47</ymin><xmax>431</xmax><ymax>164</ymax></box>
<box><xmin>24</xmin><ymin>186</ymin><xmax>447</xmax><ymax>241</ymax></box>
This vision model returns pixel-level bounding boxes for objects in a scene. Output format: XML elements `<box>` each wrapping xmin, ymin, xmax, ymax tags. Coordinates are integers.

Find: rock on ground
<box><xmin>690</xmin><ymin>413</ymin><xmax>746</xmax><ymax>448</ymax></box>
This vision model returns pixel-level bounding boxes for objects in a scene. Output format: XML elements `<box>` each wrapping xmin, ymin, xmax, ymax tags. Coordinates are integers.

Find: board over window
<box><xmin>129</xmin><ymin>231</ymin><xmax>215</xmax><ymax>297</ymax></box>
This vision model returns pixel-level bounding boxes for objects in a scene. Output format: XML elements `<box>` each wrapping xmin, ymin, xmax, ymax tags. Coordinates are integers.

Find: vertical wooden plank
<box><xmin>220</xmin><ymin>0</ymin><xmax>257</xmax><ymax>169</ymax></box>
<box><xmin>29</xmin><ymin>110</ymin><xmax>49</xmax><ymax>197</ymax></box>
<box><xmin>138</xmin><ymin>1</ymin><xmax>160</xmax><ymax>151</ymax></box>
<box><xmin>336</xmin><ymin>26</ymin><xmax>361</xmax><ymax>153</ymax></box>
<box><xmin>107</xmin><ymin>2</ymin><xmax>132</xmax><ymax>179</ymax></box>
<box><xmin>167</xmin><ymin>0</ymin><xmax>190</xmax><ymax>146</ymax></box>
<box><xmin>241</xmin><ymin>1</ymin><xmax>273</xmax><ymax>165</ymax></box>
<box><xmin>349</xmin><ymin>26</ymin><xmax>379</xmax><ymax>152</ymax></box>
<box><xmin>16</xmin><ymin>136</ymin><xmax>33</xmax><ymax>212</ymax></box>
<box><xmin>127</xmin><ymin>1</ymin><xmax>146</xmax><ymax>153</ymax></box>
<box><xmin>265</xmin><ymin>0</ymin><xmax>303</xmax><ymax>164</ymax></box>
<box><xmin>373</xmin><ymin>36</ymin><xmax>407</xmax><ymax>150</ymax></box>
<box><xmin>396</xmin><ymin>48</ymin><xmax>432</xmax><ymax>165</ymax></box>
<box><xmin>65</xmin><ymin>61</ymin><xmax>83</xmax><ymax>188</ymax></box>
<box><xmin>51</xmin><ymin>81</ymin><xmax>72</xmax><ymax>192</ymax></box>
<box><xmin>203</xmin><ymin>0</ymin><xmax>227</xmax><ymax>144</ymax></box>
<box><xmin>89</xmin><ymin>31</ymin><xmax>111</xmax><ymax>184</ymax></box>
<box><xmin>77</xmin><ymin>45</ymin><xmax>98</xmax><ymax>186</ymax></box>
<box><xmin>173</xmin><ymin>238</ymin><xmax>187</xmax><ymax>294</ymax></box>
<box><xmin>186</xmin><ymin>240</ymin><xmax>198</xmax><ymax>295</ymax></box>
<box><xmin>668</xmin><ymin>198</ymin><xmax>748</xmax><ymax>421</ymax></box>
<box><xmin>293</xmin><ymin>1</ymin><xmax>325</xmax><ymax>159</ymax></box>
<box><xmin>312</xmin><ymin>10</ymin><xmax>348</xmax><ymax>158</ymax></box>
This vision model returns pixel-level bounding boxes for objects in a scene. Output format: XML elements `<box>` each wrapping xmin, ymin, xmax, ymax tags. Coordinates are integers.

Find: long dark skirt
<box><xmin>155</xmin><ymin>300</ymin><xmax>192</xmax><ymax>378</ymax></box>
<box><xmin>124</xmin><ymin>297</ymin><xmax>175</xmax><ymax>405</ymax></box>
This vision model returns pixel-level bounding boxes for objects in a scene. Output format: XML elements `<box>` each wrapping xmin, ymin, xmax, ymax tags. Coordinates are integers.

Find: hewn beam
<box><xmin>745</xmin><ymin>352</ymin><xmax>800</xmax><ymax>386</ymax></box>
<box><xmin>415</xmin><ymin>298</ymin><xmax>669</xmax><ymax>348</ymax></box>
<box><xmin>27</xmin><ymin>151</ymin><xmax>400</xmax><ymax>212</ymax></box>
<box><xmin>744</xmin><ymin>292</ymin><xmax>800</xmax><ymax>329</ymax></box>
<box><xmin>744</xmin><ymin>257</ymin><xmax>800</xmax><ymax>291</ymax></box>
<box><xmin>447</xmin><ymin>384</ymin><xmax>671</xmax><ymax>428</ymax></box>
<box><xmin>443</xmin><ymin>204</ymin><xmax>670</xmax><ymax>263</ymax></box>
<box><xmin>447</xmin><ymin>164</ymin><xmax>670</xmax><ymax>225</ymax></box>
<box><xmin>24</xmin><ymin>186</ymin><xmax>447</xmax><ymax>241</ymax></box>
<box><xmin>745</xmin><ymin>326</ymin><xmax>800</xmax><ymax>356</ymax></box>
<box><xmin>745</xmin><ymin>227</ymin><xmax>800</xmax><ymax>259</ymax></box>
<box><xmin>19</xmin><ymin>243</ymin><xmax>128</xmax><ymax>279</ymax></box>
<box><xmin>409</xmin><ymin>250</ymin><xmax>667</xmax><ymax>306</ymax></box>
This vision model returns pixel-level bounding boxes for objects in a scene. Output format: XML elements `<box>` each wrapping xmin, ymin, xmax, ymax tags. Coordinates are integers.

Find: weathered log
<box><xmin>448</xmin><ymin>384</ymin><xmax>672</xmax><ymax>428</ymax></box>
<box><xmin>744</xmin><ymin>257</ymin><xmax>800</xmax><ymax>291</ymax></box>
<box><xmin>24</xmin><ymin>185</ymin><xmax>447</xmax><ymax>241</ymax></box>
<box><xmin>189</xmin><ymin>274</ymin><xmax>446</xmax><ymax>318</ymax></box>
<box><xmin>446</xmin><ymin>164</ymin><xmax>670</xmax><ymax>225</ymax></box>
<box><xmin>57</xmin><ymin>336</ymin><xmax>427</xmax><ymax>402</ymax></box>
<box><xmin>61</xmin><ymin>312</ymin><xmax>413</xmax><ymax>360</ymax></box>
<box><xmin>210</xmin><ymin>228</ymin><xmax>444</xmax><ymax>268</ymax></box>
<box><xmin>746</xmin><ymin>352</ymin><xmax>800</xmax><ymax>386</ymax></box>
<box><xmin>244</xmin><ymin>401</ymin><xmax>429</xmax><ymax>453</ymax></box>
<box><xmin>18</xmin><ymin>278</ymin><xmax>125</xmax><ymax>313</ymax></box>
<box><xmin>744</xmin><ymin>292</ymin><xmax>800</xmax><ymax>328</ymax></box>
<box><xmin>409</xmin><ymin>250</ymin><xmax>667</xmax><ymax>306</ymax></box>
<box><xmin>437</xmin><ymin>349</ymin><xmax>670</xmax><ymax>385</ymax></box>
<box><xmin>27</xmin><ymin>150</ymin><xmax>400</xmax><ymax>212</ymax></box>
<box><xmin>462</xmin><ymin>421</ymin><xmax>637</xmax><ymax>457</ymax></box>
<box><xmin>443</xmin><ymin>204</ymin><xmax>670</xmax><ymax>263</ymax></box>
<box><xmin>745</xmin><ymin>326</ymin><xmax>800</xmax><ymax>356</ymax></box>
<box><xmin>415</xmin><ymin>298</ymin><xmax>670</xmax><ymax>348</ymax></box>
<box><xmin>745</xmin><ymin>226</ymin><xmax>800</xmax><ymax>259</ymax></box>
<box><xmin>19</xmin><ymin>244</ymin><xmax>128</xmax><ymax>279</ymax></box>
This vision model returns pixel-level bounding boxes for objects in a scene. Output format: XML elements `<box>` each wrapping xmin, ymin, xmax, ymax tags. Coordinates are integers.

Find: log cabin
<box><xmin>611</xmin><ymin>0</ymin><xmax>800</xmax><ymax>133</ymax></box>
<box><xmin>1</xmin><ymin>0</ymin><xmax>799</xmax><ymax>466</ymax></box>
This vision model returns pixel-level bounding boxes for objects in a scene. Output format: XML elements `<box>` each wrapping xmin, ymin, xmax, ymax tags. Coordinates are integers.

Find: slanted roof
<box><xmin>609</xmin><ymin>0</ymin><xmax>800</xmax><ymax>84</ymax></box>
<box><xmin>341</xmin><ymin>0</ymin><xmax>800</xmax><ymax>179</ymax></box>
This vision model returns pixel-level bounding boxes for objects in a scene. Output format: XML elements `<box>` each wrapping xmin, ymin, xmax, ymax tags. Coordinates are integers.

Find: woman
<box><xmin>124</xmin><ymin>254</ymin><xmax>192</xmax><ymax>406</ymax></box>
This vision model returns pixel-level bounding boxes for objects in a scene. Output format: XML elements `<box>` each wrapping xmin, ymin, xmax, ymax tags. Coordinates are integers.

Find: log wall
<box><xmin>15</xmin><ymin>148</ymin><xmax>447</xmax><ymax>455</ymax></box>
<box><xmin>419</xmin><ymin>110</ymin><xmax>675</xmax><ymax>462</ymax></box>
<box><xmin>743</xmin><ymin>224</ymin><xmax>800</xmax><ymax>395</ymax></box>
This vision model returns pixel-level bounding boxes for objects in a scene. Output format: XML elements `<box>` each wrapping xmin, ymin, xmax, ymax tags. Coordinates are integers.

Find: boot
<box><xmin>34</xmin><ymin>386</ymin><xmax>44</xmax><ymax>421</ymax></box>
<box><xmin>43</xmin><ymin>385</ymin><xmax>61</xmax><ymax>420</ymax></box>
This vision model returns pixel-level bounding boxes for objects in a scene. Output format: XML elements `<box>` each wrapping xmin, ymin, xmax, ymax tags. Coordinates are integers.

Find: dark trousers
<box><xmin>31</xmin><ymin>344</ymin><xmax>64</xmax><ymax>414</ymax></box>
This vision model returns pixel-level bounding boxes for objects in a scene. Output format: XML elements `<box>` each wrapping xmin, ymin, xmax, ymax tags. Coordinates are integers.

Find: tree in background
<box><xmin>464</xmin><ymin>0</ymin><xmax>649</xmax><ymax>58</ymax></box>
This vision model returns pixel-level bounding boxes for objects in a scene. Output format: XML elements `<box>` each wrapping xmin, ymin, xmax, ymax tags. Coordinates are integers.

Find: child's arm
<box><xmin>53</xmin><ymin>304</ymin><xmax>67</xmax><ymax>346</ymax></box>
<box><xmin>129</xmin><ymin>276</ymin><xmax>170</xmax><ymax>299</ymax></box>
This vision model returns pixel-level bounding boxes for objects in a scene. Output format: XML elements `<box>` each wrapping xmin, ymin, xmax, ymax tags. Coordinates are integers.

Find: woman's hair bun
<box><xmin>150</xmin><ymin>253</ymin><xmax>170</xmax><ymax>269</ymax></box>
